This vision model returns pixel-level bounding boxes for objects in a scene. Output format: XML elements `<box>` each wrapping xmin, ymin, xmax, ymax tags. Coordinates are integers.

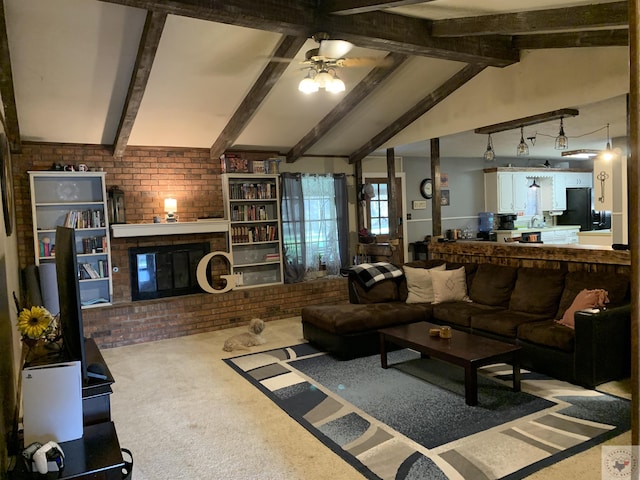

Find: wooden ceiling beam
<box><xmin>98</xmin><ymin>0</ymin><xmax>518</xmax><ymax>66</ymax></box>
<box><xmin>324</xmin><ymin>11</ymin><xmax>518</xmax><ymax>66</ymax></box>
<box><xmin>210</xmin><ymin>35</ymin><xmax>307</xmax><ymax>160</ymax></box>
<box><xmin>514</xmin><ymin>29</ymin><xmax>628</xmax><ymax>49</ymax></box>
<box><xmin>349</xmin><ymin>64</ymin><xmax>486</xmax><ymax>164</ymax></box>
<box><xmin>286</xmin><ymin>52</ymin><xmax>409</xmax><ymax>163</ymax></box>
<box><xmin>431</xmin><ymin>2</ymin><xmax>628</xmax><ymax>37</ymax></box>
<box><xmin>113</xmin><ymin>10</ymin><xmax>167</xmax><ymax>158</ymax></box>
<box><xmin>0</xmin><ymin>1</ymin><xmax>21</xmax><ymax>153</ymax></box>
<box><xmin>474</xmin><ymin>109</ymin><xmax>579</xmax><ymax>135</ymax></box>
<box><xmin>325</xmin><ymin>0</ymin><xmax>432</xmax><ymax>16</ymax></box>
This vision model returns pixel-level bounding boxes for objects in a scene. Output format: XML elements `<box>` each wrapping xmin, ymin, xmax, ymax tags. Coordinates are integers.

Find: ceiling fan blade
<box><xmin>318</xmin><ymin>39</ymin><xmax>353</xmax><ymax>59</ymax></box>
<box><xmin>339</xmin><ymin>56</ymin><xmax>395</xmax><ymax>68</ymax></box>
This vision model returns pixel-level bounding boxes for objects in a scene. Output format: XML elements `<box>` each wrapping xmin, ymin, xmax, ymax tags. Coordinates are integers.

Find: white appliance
<box><xmin>22</xmin><ymin>361</ymin><xmax>83</xmax><ymax>445</ymax></box>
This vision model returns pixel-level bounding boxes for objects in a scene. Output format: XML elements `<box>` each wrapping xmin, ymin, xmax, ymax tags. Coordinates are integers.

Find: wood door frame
<box><xmin>362</xmin><ymin>172</ymin><xmax>408</xmax><ymax>262</ymax></box>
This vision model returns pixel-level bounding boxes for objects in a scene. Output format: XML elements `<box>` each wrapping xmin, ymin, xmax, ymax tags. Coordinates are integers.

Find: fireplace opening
<box><xmin>129</xmin><ymin>242</ymin><xmax>210</xmax><ymax>301</ymax></box>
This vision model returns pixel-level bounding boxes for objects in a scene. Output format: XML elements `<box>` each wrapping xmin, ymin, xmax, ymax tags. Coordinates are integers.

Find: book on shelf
<box><xmin>80</xmin><ymin>263</ymin><xmax>105</xmax><ymax>279</ymax></box>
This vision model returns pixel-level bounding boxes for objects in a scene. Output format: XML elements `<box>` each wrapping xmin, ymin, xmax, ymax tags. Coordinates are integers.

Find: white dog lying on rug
<box><xmin>222</xmin><ymin>318</ymin><xmax>266</xmax><ymax>352</ymax></box>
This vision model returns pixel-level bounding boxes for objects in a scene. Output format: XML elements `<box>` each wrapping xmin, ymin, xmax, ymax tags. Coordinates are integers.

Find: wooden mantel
<box><xmin>111</xmin><ymin>220</ymin><xmax>228</xmax><ymax>238</ymax></box>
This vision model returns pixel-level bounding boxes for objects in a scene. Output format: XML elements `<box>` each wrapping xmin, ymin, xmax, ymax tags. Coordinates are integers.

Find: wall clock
<box><xmin>0</xmin><ymin>134</ymin><xmax>13</xmax><ymax>236</ymax></box>
<box><xmin>419</xmin><ymin>178</ymin><xmax>433</xmax><ymax>199</ymax></box>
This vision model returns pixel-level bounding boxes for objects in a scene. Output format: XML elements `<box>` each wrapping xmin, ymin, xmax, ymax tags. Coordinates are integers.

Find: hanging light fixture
<box><xmin>516</xmin><ymin>126</ymin><xmax>529</xmax><ymax>156</ymax></box>
<box><xmin>554</xmin><ymin>118</ymin><xmax>568</xmax><ymax>150</ymax></box>
<box><xmin>483</xmin><ymin>134</ymin><xmax>495</xmax><ymax>161</ymax></box>
<box><xmin>529</xmin><ymin>179</ymin><xmax>540</xmax><ymax>189</ymax></box>
<box><xmin>600</xmin><ymin>123</ymin><xmax>614</xmax><ymax>161</ymax></box>
<box><xmin>298</xmin><ymin>64</ymin><xmax>345</xmax><ymax>94</ymax></box>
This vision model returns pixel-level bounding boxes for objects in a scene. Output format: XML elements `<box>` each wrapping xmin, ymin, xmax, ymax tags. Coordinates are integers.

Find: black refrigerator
<box><xmin>555</xmin><ymin>187</ymin><xmax>593</xmax><ymax>231</ymax></box>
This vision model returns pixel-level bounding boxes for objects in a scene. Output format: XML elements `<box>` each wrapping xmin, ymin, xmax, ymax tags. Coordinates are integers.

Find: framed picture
<box><xmin>441</xmin><ymin>190</ymin><xmax>450</xmax><ymax>206</ymax></box>
<box><xmin>252</xmin><ymin>160</ymin><xmax>266</xmax><ymax>174</ymax></box>
<box><xmin>440</xmin><ymin>173</ymin><xmax>449</xmax><ymax>188</ymax></box>
<box><xmin>225</xmin><ymin>155</ymin><xmax>250</xmax><ymax>173</ymax></box>
<box><xmin>0</xmin><ymin>134</ymin><xmax>14</xmax><ymax>236</ymax></box>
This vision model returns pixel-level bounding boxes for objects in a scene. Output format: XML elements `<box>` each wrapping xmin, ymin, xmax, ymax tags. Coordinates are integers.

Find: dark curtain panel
<box><xmin>333</xmin><ymin>174</ymin><xmax>349</xmax><ymax>268</ymax></box>
<box><xmin>280</xmin><ymin>173</ymin><xmax>306</xmax><ymax>283</ymax></box>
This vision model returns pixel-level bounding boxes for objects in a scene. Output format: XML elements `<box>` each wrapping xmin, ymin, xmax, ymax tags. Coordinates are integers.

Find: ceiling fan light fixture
<box><xmin>326</xmin><ymin>73</ymin><xmax>345</xmax><ymax>93</ymax></box>
<box><xmin>314</xmin><ymin>69</ymin><xmax>334</xmax><ymax>89</ymax></box>
<box><xmin>555</xmin><ymin>118</ymin><xmax>568</xmax><ymax>150</ymax></box>
<box><xmin>298</xmin><ymin>71</ymin><xmax>318</xmax><ymax>94</ymax></box>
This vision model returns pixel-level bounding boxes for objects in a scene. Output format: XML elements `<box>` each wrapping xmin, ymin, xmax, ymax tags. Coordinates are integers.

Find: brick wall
<box><xmin>13</xmin><ymin>142</ymin><xmax>349</xmax><ymax>348</ymax></box>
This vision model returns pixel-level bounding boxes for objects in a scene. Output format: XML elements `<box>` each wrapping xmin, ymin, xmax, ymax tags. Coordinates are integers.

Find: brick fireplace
<box><xmin>13</xmin><ymin>142</ymin><xmax>349</xmax><ymax>348</ymax></box>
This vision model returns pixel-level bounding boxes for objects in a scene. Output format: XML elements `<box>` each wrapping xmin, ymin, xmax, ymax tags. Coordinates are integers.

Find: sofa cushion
<box><xmin>432</xmin><ymin>302</ymin><xmax>504</xmax><ymax>328</ymax></box>
<box><xmin>301</xmin><ymin>303</ymin><xmax>432</xmax><ymax>335</ymax></box>
<box><xmin>404</xmin><ymin>264</ymin><xmax>446</xmax><ymax>303</ymax></box>
<box><xmin>349</xmin><ymin>278</ymin><xmax>400</xmax><ymax>304</ymax></box>
<box><xmin>471</xmin><ymin>310</ymin><xmax>550</xmax><ymax>339</ymax></box>
<box><xmin>468</xmin><ymin>264</ymin><xmax>518</xmax><ymax>307</ymax></box>
<box><xmin>431</xmin><ymin>267</ymin><xmax>470</xmax><ymax>304</ymax></box>
<box><xmin>556</xmin><ymin>271</ymin><xmax>630</xmax><ymax>319</ymax></box>
<box><xmin>517</xmin><ymin>320</ymin><xmax>575</xmax><ymax>353</ymax></box>
<box><xmin>558</xmin><ymin>289</ymin><xmax>609</xmax><ymax>328</ymax></box>
<box><xmin>509</xmin><ymin>268</ymin><xmax>567</xmax><ymax>316</ymax></box>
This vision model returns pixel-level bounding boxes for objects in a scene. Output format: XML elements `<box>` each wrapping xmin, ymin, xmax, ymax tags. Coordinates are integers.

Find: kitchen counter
<box><xmin>493</xmin><ymin>225</ymin><xmax>581</xmax><ymax>244</ymax></box>
<box><xmin>577</xmin><ymin>229</ymin><xmax>613</xmax><ymax>246</ymax></box>
<box><xmin>493</xmin><ymin>225</ymin><xmax>581</xmax><ymax>234</ymax></box>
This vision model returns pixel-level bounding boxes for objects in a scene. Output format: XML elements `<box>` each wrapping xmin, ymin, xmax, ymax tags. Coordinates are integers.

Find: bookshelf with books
<box><xmin>29</xmin><ymin>171</ymin><xmax>113</xmax><ymax>308</ymax></box>
<box><xmin>223</xmin><ymin>173</ymin><xmax>283</xmax><ymax>288</ymax></box>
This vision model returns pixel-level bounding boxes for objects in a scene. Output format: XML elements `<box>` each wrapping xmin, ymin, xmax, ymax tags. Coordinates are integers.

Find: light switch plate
<box><xmin>412</xmin><ymin>200</ymin><xmax>427</xmax><ymax>209</ymax></box>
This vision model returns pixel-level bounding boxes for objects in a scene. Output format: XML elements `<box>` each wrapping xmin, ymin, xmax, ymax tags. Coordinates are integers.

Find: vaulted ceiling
<box><xmin>0</xmin><ymin>0</ymin><xmax>630</xmax><ymax>163</ymax></box>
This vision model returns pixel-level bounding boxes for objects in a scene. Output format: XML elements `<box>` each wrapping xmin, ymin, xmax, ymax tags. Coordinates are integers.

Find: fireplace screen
<box><xmin>129</xmin><ymin>242</ymin><xmax>210</xmax><ymax>301</ymax></box>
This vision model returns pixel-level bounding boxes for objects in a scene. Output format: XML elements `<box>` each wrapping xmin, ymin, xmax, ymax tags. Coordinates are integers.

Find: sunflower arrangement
<box><xmin>16</xmin><ymin>306</ymin><xmax>58</xmax><ymax>343</ymax></box>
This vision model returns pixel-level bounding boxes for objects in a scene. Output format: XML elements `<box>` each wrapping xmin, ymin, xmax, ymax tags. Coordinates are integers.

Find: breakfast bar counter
<box><xmin>429</xmin><ymin>240</ymin><xmax>629</xmax><ymax>274</ymax></box>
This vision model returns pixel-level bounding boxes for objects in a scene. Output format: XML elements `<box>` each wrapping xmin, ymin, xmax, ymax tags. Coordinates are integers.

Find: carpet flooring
<box><xmin>226</xmin><ymin>343</ymin><xmax>631</xmax><ymax>480</ymax></box>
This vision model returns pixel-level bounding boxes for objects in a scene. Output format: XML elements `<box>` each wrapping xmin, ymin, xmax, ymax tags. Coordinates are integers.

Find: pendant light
<box><xmin>483</xmin><ymin>134</ymin><xmax>495</xmax><ymax>162</ymax></box>
<box><xmin>516</xmin><ymin>127</ymin><xmax>529</xmax><ymax>156</ymax></box>
<box><xmin>600</xmin><ymin>123</ymin><xmax>614</xmax><ymax>161</ymax></box>
<box><xmin>529</xmin><ymin>178</ymin><xmax>540</xmax><ymax>189</ymax></box>
<box><xmin>554</xmin><ymin>118</ymin><xmax>568</xmax><ymax>150</ymax></box>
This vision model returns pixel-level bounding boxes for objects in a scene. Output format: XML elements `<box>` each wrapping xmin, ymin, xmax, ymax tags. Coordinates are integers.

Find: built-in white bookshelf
<box><xmin>29</xmin><ymin>171</ymin><xmax>113</xmax><ymax>308</ymax></box>
<box><xmin>222</xmin><ymin>174</ymin><xmax>283</xmax><ymax>288</ymax></box>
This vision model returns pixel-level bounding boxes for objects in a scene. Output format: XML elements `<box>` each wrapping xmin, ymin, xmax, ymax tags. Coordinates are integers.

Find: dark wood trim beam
<box><xmin>326</xmin><ymin>11</ymin><xmax>518</xmax><ymax>66</ymax></box>
<box><xmin>210</xmin><ymin>35</ymin><xmax>307</xmax><ymax>160</ymax></box>
<box><xmin>628</xmin><ymin>0</ymin><xmax>639</xmax><ymax>447</ymax></box>
<box><xmin>386</xmin><ymin>148</ymin><xmax>397</xmax><ymax>241</ymax></box>
<box><xmin>475</xmin><ymin>109</ymin><xmax>579</xmax><ymax>135</ymax></box>
<box><xmin>99</xmin><ymin>0</ymin><xmax>316</xmax><ymax>37</ymax></box>
<box><xmin>430</xmin><ymin>138</ymin><xmax>441</xmax><ymax>237</ymax></box>
<box><xmin>286</xmin><ymin>52</ymin><xmax>409</xmax><ymax>163</ymax></box>
<box><xmin>514</xmin><ymin>29</ymin><xmax>629</xmax><ymax>50</ymax></box>
<box><xmin>99</xmin><ymin>0</ymin><xmax>518</xmax><ymax>66</ymax></box>
<box><xmin>349</xmin><ymin>64</ymin><xmax>485</xmax><ymax>164</ymax></box>
<box><xmin>0</xmin><ymin>1</ymin><xmax>21</xmax><ymax>153</ymax></box>
<box><xmin>326</xmin><ymin>0</ymin><xmax>432</xmax><ymax>16</ymax></box>
<box><xmin>431</xmin><ymin>2</ymin><xmax>628</xmax><ymax>37</ymax></box>
<box><xmin>113</xmin><ymin>10</ymin><xmax>167</xmax><ymax>158</ymax></box>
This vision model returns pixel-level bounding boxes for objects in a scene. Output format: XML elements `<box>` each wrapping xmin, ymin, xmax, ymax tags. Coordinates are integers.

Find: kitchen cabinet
<box><xmin>541</xmin><ymin>227</ymin><xmax>579</xmax><ymax>244</ymax></box>
<box><xmin>564</xmin><ymin>172</ymin><xmax>593</xmax><ymax>188</ymax></box>
<box><xmin>484</xmin><ymin>171</ymin><xmax>529</xmax><ymax>213</ymax></box>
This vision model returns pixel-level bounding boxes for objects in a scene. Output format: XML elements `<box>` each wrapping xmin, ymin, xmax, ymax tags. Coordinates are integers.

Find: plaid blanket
<box><xmin>351</xmin><ymin>262</ymin><xmax>403</xmax><ymax>288</ymax></box>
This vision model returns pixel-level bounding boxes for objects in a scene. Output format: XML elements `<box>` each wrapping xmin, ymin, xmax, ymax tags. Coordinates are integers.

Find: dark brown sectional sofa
<box><xmin>301</xmin><ymin>259</ymin><xmax>631</xmax><ymax>389</ymax></box>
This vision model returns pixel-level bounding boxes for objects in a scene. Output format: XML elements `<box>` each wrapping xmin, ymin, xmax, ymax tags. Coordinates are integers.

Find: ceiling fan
<box><xmin>297</xmin><ymin>32</ymin><xmax>392</xmax><ymax>93</ymax></box>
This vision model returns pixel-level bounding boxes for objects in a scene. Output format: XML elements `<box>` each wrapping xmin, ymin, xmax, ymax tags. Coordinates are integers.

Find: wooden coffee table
<box><xmin>379</xmin><ymin>322</ymin><xmax>521</xmax><ymax>406</ymax></box>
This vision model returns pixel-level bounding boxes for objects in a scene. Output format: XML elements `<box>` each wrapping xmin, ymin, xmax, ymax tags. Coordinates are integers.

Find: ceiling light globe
<box><xmin>298</xmin><ymin>77</ymin><xmax>319</xmax><ymax>94</ymax></box>
<box><xmin>327</xmin><ymin>77</ymin><xmax>345</xmax><ymax>93</ymax></box>
<box><xmin>315</xmin><ymin>70</ymin><xmax>333</xmax><ymax>89</ymax></box>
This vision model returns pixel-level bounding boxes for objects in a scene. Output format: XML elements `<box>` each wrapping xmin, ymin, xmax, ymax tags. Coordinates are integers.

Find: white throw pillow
<box><xmin>431</xmin><ymin>267</ymin><xmax>470</xmax><ymax>304</ymax></box>
<box><xmin>404</xmin><ymin>264</ymin><xmax>446</xmax><ymax>303</ymax></box>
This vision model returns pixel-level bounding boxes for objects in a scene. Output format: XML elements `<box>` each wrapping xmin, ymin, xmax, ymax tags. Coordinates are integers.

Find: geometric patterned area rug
<box><xmin>224</xmin><ymin>344</ymin><xmax>631</xmax><ymax>480</ymax></box>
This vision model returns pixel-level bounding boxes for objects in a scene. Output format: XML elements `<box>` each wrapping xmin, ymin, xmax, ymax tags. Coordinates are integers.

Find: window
<box><xmin>281</xmin><ymin>173</ymin><xmax>348</xmax><ymax>282</ymax></box>
<box><xmin>368</xmin><ymin>182</ymin><xmax>389</xmax><ymax>235</ymax></box>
